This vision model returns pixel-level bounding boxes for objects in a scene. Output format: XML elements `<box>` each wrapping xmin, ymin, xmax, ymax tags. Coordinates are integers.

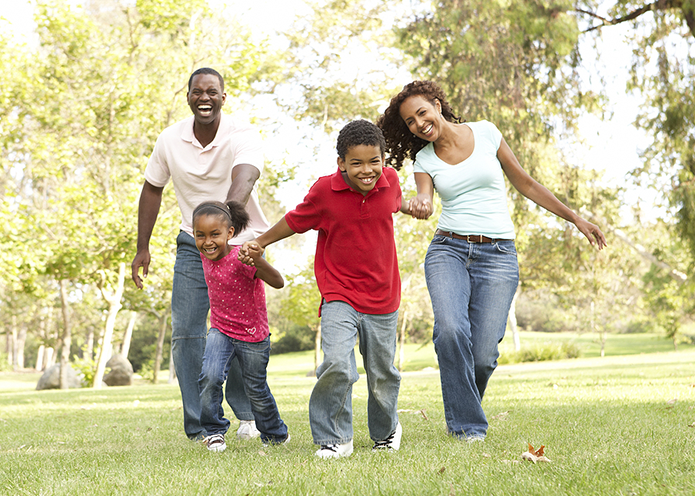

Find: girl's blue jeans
<box><xmin>425</xmin><ymin>235</ymin><xmax>519</xmax><ymax>439</ymax></box>
<box><xmin>199</xmin><ymin>330</ymin><xmax>288</xmax><ymax>443</ymax></box>
<box><xmin>171</xmin><ymin>231</ymin><xmax>253</xmax><ymax>440</ymax></box>
<box><xmin>309</xmin><ymin>300</ymin><xmax>401</xmax><ymax>445</ymax></box>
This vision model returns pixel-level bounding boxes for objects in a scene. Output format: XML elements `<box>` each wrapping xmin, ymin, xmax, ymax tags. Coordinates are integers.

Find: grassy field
<box><xmin>1</xmin><ymin>333</ymin><xmax>694</xmax><ymax>495</ymax></box>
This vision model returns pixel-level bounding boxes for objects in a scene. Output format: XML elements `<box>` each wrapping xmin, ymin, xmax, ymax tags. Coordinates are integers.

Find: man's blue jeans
<box><xmin>425</xmin><ymin>235</ymin><xmax>519</xmax><ymax>439</ymax></box>
<box><xmin>199</xmin><ymin>330</ymin><xmax>288</xmax><ymax>444</ymax></box>
<box><xmin>171</xmin><ymin>231</ymin><xmax>253</xmax><ymax>440</ymax></box>
<box><xmin>309</xmin><ymin>300</ymin><xmax>400</xmax><ymax>445</ymax></box>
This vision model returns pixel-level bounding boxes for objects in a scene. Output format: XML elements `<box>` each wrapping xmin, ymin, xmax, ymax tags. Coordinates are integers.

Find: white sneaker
<box><xmin>372</xmin><ymin>422</ymin><xmax>402</xmax><ymax>451</ymax></box>
<box><xmin>236</xmin><ymin>420</ymin><xmax>261</xmax><ymax>440</ymax></box>
<box><xmin>315</xmin><ymin>440</ymin><xmax>353</xmax><ymax>459</ymax></box>
<box><xmin>202</xmin><ymin>433</ymin><xmax>226</xmax><ymax>452</ymax></box>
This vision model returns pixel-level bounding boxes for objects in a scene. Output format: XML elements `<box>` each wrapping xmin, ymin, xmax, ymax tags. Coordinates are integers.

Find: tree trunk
<box><xmin>45</xmin><ymin>347</ymin><xmax>55</xmax><ymax>369</ymax></box>
<box><xmin>93</xmin><ymin>263</ymin><xmax>126</xmax><ymax>389</ymax></box>
<box><xmin>35</xmin><ymin>345</ymin><xmax>45</xmax><ymax>371</ymax></box>
<box><xmin>10</xmin><ymin>315</ymin><xmax>18</xmax><ymax>371</ymax></box>
<box><xmin>398</xmin><ymin>309</ymin><xmax>408</xmax><ymax>372</ymax></box>
<box><xmin>85</xmin><ymin>329</ymin><xmax>95</xmax><ymax>361</ymax></box>
<box><xmin>121</xmin><ymin>311</ymin><xmax>137</xmax><ymax>359</ymax></box>
<box><xmin>152</xmin><ymin>313</ymin><xmax>168</xmax><ymax>384</ymax></box>
<box><xmin>59</xmin><ymin>279</ymin><xmax>72</xmax><ymax>390</ymax></box>
<box><xmin>168</xmin><ymin>342</ymin><xmax>177</xmax><ymax>384</ymax></box>
<box><xmin>314</xmin><ymin>322</ymin><xmax>322</xmax><ymax>376</ymax></box>
<box><xmin>507</xmin><ymin>286</ymin><xmax>521</xmax><ymax>352</ymax></box>
<box><xmin>15</xmin><ymin>326</ymin><xmax>27</xmax><ymax>370</ymax></box>
<box><xmin>5</xmin><ymin>325</ymin><xmax>12</xmax><ymax>367</ymax></box>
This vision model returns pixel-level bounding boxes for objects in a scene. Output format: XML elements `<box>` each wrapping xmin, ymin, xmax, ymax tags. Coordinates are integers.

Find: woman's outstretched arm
<box><xmin>498</xmin><ymin>138</ymin><xmax>607</xmax><ymax>249</ymax></box>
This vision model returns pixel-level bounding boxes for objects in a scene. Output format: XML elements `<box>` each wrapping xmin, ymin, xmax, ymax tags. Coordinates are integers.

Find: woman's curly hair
<box><xmin>377</xmin><ymin>80</ymin><xmax>462</xmax><ymax>170</ymax></box>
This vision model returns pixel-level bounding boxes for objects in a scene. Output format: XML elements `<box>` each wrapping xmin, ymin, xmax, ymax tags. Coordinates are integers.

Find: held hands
<box><xmin>574</xmin><ymin>218</ymin><xmax>608</xmax><ymax>250</ymax></box>
<box><xmin>408</xmin><ymin>195</ymin><xmax>433</xmax><ymax>220</ymax></box>
<box><xmin>238</xmin><ymin>240</ymin><xmax>264</xmax><ymax>266</ymax></box>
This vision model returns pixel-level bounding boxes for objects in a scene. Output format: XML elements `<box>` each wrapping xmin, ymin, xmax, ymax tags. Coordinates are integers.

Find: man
<box><xmin>131</xmin><ymin>68</ymin><xmax>269</xmax><ymax>441</ymax></box>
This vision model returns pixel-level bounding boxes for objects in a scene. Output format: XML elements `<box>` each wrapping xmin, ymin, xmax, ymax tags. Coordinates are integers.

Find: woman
<box><xmin>378</xmin><ymin>80</ymin><xmax>606</xmax><ymax>441</ymax></box>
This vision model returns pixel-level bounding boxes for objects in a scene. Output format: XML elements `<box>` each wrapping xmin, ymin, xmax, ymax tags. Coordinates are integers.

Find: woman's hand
<box><xmin>408</xmin><ymin>194</ymin><xmax>433</xmax><ymax>219</ymax></box>
<box><xmin>574</xmin><ymin>218</ymin><xmax>608</xmax><ymax>250</ymax></box>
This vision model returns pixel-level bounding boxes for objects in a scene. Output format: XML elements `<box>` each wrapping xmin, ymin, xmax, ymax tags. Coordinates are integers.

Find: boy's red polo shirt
<box><xmin>285</xmin><ymin>166</ymin><xmax>402</xmax><ymax>315</ymax></box>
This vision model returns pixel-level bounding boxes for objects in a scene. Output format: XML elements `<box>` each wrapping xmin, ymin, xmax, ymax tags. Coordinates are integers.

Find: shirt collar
<box><xmin>330</xmin><ymin>166</ymin><xmax>391</xmax><ymax>195</ymax></box>
<box><xmin>180</xmin><ymin>115</ymin><xmax>228</xmax><ymax>149</ymax></box>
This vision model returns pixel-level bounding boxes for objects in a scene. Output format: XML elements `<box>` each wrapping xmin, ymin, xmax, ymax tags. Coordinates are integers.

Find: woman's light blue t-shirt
<box><xmin>413</xmin><ymin>120</ymin><xmax>516</xmax><ymax>239</ymax></box>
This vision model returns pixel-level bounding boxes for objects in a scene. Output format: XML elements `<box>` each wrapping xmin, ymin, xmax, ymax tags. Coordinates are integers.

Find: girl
<box><xmin>193</xmin><ymin>200</ymin><xmax>288</xmax><ymax>452</ymax></box>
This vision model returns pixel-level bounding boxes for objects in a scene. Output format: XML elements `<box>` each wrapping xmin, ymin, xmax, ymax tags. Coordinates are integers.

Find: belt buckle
<box><xmin>466</xmin><ymin>235</ymin><xmax>479</xmax><ymax>243</ymax></box>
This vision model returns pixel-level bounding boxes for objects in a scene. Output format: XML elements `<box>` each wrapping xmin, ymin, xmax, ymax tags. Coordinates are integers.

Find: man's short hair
<box><xmin>188</xmin><ymin>68</ymin><xmax>224</xmax><ymax>92</ymax></box>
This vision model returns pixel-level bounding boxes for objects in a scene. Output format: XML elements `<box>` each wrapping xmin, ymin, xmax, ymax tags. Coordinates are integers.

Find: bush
<box><xmin>270</xmin><ymin>324</ymin><xmax>315</xmax><ymax>354</ymax></box>
<box><xmin>0</xmin><ymin>352</ymin><xmax>12</xmax><ymax>372</ymax></box>
<box><xmin>499</xmin><ymin>341</ymin><xmax>581</xmax><ymax>365</ymax></box>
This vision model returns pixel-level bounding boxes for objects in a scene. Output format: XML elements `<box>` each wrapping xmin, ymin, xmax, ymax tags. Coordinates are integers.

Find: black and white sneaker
<box><xmin>372</xmin><ymin>422</ymin><xmax>402</xmax><ymax>451</ymax></box>
<box><xmin>202</xmin><ymin>433</ymin><xmax>227</xmax><ymax>452</ymax></box>
<box><xmin>315</xmin><ymin>440</ymin><xmax>353</xmax><ymax>459</ymax></box>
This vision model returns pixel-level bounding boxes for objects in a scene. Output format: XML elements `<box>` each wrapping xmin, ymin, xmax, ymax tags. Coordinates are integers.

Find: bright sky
<box><xmin>2</xmin><ymin>0</ymin><xmax>659</xmax><ymax>227</ymax></box>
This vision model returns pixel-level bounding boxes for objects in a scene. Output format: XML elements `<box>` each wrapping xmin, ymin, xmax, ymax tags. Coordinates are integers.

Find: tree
<box><xmin>576</xmin><ymin>1</ymin><xmax>695</xmax><ymax>261</ymax></box>
<box><xmin>0</xmin><ymin>0</ymin><xmax>288</xmax><ymax>378</ymax></box>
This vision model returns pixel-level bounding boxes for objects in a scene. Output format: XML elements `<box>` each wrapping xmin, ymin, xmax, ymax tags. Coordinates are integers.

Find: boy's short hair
<box><xmin>336</xmin><ymin>120</ymin><xmax>387</xmax><ymax>159</ymax></box>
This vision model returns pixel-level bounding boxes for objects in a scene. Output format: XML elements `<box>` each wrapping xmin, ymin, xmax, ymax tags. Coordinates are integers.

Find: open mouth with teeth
<box><xmin>358</xmin><ymin>176</ymin><xmax>376</xmax><ymax>185</ymax></box>
<box><xmin>202</xmin><ymin>246</ymin><xmax>220</xmax><ymax>258</ymax></box>
<box><xmin>198</xmin><ymin>104</ymin><xmax>213</xmax><ymax>116</ymax></box>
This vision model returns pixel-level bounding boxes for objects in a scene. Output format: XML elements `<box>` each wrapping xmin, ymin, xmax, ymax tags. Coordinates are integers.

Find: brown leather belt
<box><xmin>435</xmin><ymin>229</ymin><xmax>495</xmax><ymax>243</ymax></box>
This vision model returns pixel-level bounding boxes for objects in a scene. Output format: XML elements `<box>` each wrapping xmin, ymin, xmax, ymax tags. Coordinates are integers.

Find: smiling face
<box><xmin>398</xmin><ymin>94</ymin><xmax>444</xmax><ymax>142</ymax></box>
<box><xmin>187</xmin><ymin>73</ymin><xmax>226</xmax><ymax>127</ymax></box>
<box><xmin>337</xmin><ymin>144</ymin><xmax>384</xmax><ymax>196</ymax></box>
<box><xmin>193</xmin><ymin>213</ymin><xmax>234</xmax><ymax>261</ymax></box>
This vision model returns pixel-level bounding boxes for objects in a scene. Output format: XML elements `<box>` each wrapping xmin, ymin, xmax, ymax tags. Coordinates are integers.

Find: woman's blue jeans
<box><xmin>425</xmin><ymin>235</ymin><xmax>519</xmax><ymax>439</ymax></box>
<box><xmin>171</xmin><ymin>231</ymin><xmax>253</xmax><ymax>440</ymax></box>
<box><xmin>199</xmin><ymin>330</ymin><xmax>288</xmax><ymax>444</ymax></box>
<box><xmin>309</xmin><ymin>300</ymin><xmax>401</xmax><ymax>445</ymax></box>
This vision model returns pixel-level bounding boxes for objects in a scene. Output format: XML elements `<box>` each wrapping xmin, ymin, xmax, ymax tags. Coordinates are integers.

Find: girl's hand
<box><xmin>246</xmin><ymin>242</ymin><xmax>265</xmax><ymax>261</ymax></box>
<box><xmin>238</xmin><ymin>241</ymin><xmax>260</xmax><ymax>266</ymax></box>
<box><xmin>574</xmin><ymin>218</ymin><xmax>608</xmax><ymax>250</ymax></box>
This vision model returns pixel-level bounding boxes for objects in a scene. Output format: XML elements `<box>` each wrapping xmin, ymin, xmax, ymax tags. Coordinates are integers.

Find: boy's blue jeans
<box><xmin>199</xmin><ymin>330</ymin><xmax>288</xmax><ymax>443</ymax></box>
<box><xmin>425</xmin><ymin>235</ymin><xmax>519</xmax><ymax>439</ymax></box>
<box><xmin>171</xmin><ymin>231</ymin><xmax>254</xmax><ymax>440</ymax></box>
<box><xmin>309</xmin><ymin>300</ymin><xmax>400</xmax><ymax>445</ymax></box>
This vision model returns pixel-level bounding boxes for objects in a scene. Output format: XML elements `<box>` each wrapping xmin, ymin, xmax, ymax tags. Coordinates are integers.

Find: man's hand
<box><xmin>131</xmin><ymin>249</ymin><xmax>151</xmax><ymax>289</ymax></box>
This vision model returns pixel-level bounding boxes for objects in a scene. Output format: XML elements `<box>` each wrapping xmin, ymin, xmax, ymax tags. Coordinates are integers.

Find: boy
<box><xmin>239</xmin><ymin>119</ymin><xmax>411</xmax><ymax>458</ymax></box>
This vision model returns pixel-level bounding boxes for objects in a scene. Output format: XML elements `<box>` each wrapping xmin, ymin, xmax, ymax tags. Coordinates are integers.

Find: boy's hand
<box><xmin>238</xmin><ymin>240</ymin><xmax>262</xmax><ymax>265</ymax></box>
<box><xmin>408</xmin><ymin>195</ymin><xmax>433</xmax><ymax>219</ymax></box>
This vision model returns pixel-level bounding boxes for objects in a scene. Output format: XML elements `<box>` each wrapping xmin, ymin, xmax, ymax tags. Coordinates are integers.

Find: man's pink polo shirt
<box><xmin>285</xmin><ymin>166</ymin><xmax>402</xmax><ymax>315</ymax></box>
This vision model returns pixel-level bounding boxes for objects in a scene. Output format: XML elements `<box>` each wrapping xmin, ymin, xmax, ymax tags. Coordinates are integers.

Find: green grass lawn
<box><xmin>1</xmin><ymin>335</ymin><xmax>694</xmax><ymax>495</ymax></box>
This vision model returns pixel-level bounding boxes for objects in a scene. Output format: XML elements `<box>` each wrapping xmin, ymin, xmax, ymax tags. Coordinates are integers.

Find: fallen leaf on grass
<box><xmin>491</xmin><ymin>411</ymin><xmax>509</xmax><ymax>421</ymax></box>
<box><xmin>438</xmin><ymin>467</ymin><xmax>446</xmax><ymax>475</ymax></box>
<box><xmin>521</xmin><ymin>443</ymin><xmax>551</xmax><ymax>463</ymax></box>
<box><xmin>396</xmin><ymin>408</ymin><xmax>430</xmax><ymax>420</ymax></box>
